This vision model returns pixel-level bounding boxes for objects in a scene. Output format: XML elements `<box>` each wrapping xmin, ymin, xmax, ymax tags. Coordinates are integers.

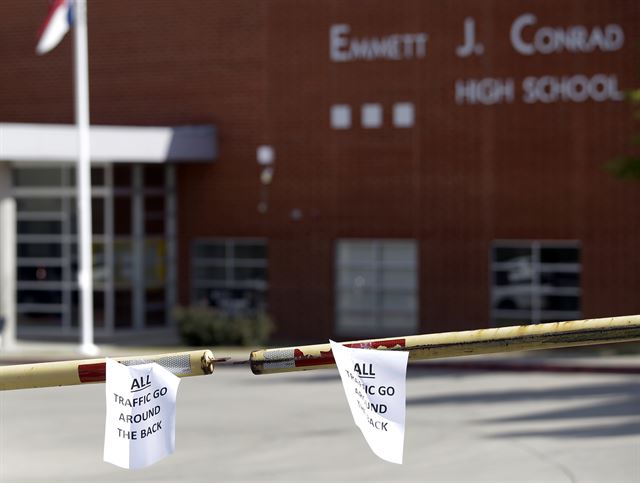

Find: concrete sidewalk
<box><xmin>2</xmin><ymin>363</ymin><xmax>639</xmax><ymax>482</ymax></box>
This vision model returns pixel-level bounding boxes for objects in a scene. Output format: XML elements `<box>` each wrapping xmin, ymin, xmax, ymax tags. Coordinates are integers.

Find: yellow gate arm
<box><xmin>0</xmin><ymin>349</ymin><xmax>215</xmax><ymax>391</ymax></box>
<box><xmin>250</xmin><ymin>315</ymin><xmax>640</xmax><ymax>375</ymax></box>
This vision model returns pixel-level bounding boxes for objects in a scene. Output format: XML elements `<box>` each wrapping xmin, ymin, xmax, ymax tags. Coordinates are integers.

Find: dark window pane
<box><xmin>17</xmin><ymin>198</ymin><xmax>63</xmax><ymax>212</ymax></box>
<box><xmin>494</xmin><ymin>247</ymin><xmax>531</xmax><ymax>263</ymax></box>
<box><xmin>114</xmin><ymin>290</ymin><xmax>132</xmax><ymax>328</ymax></box>
<box><xmin>18</xmin><ymin>266</ymin><xmax>63</xmax><ymax>282</ymax></box>
<box><xmin>540</xmin><ymin>247</ymin><xmax>579</xmax><ymax>264</ymax></box>
<box><xmin>14</xmin><ymin>168</ymin><xmax>63</xmax><ymax>187</ymax></box>
<box><xmin>194</xmin><ymin>266</ymin><xmax>226</xmax><ymax>281</ymax></box>
<box><xmin>113</xmin><ymin>165</ymin><xmax>132</xmax><ymax>187</ymax></box>
<box><xmin>17</xmin><ymin>220</ymin><xmax>62</xmax><ymax>235</ymax></box>
<box><xmin>144</xmin><ymin>165</ymin><xmax>165</xmax><ymax>187</ymax></box>
<box><xmin>542</xmin><ymin>295</ymin><xmax>580</xmax><ymax>311</ymax></box>
<box><xmin>194</xmin><ymin>243</ymin><xmax>226</xmax><ymax>259</ymax></box>
<box><xmin>145</xmin><ymin>196</ymin><xmax>165</xmax><ymax>212</ymax></box>
<box><xmin>114</xmin><ymin>196</ymin><xmax>131</xmax><ymax>235</ymax></box>
<box><xmin>18</xmin><ymin>313</ymin><xmax>62</xmax><ymax>327</ymax></box>
<box><xmin>145</xmin><ymin>218</ymin><xmax>165</xmax><ymax>235</ymax></box>
<box><xmin>234</xmin><ymin>244</ymin><xmax>267</xmax><ymax>259</ymax></box>
<box><xmin>18</xmin><ymin>243</ymin><xmax>62</xmax><ymax>258</ymax></box>
<box><xmin>92</xmin><ymin>198</ymin><xmax>105</xmax><ymax>234</ymax></box>
<box><xmin>17</xmin><ymin>290</ymin><xmax>63</xmax><ymax>305</ymax></box>
<box><xmin>540</xmin><ymin>272</ymin><xmax>580</xmax><ymax>288</ymax></box>
<box><xmin>91</xmin><ymin>167</ymin><xmax>105</xmax><ymax>186</ymax></box>
<box><xmin>233</xmin><ymin>266</ymin><xmax>267</xmax><ymax>282</ymax></box>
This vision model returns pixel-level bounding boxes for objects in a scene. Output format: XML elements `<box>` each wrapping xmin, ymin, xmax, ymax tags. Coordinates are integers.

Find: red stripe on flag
<box><xmin>294</xmin><ymin>339</ymin><xmax>406</xmax><ymax>367</ymax></box>
<box><xmin>78</xmin><ymin>362</ymin><xmax>106</xmax><ymax>383</ymax></box>
<box><xmin>36</xmin><ymin>0</ymin><xmax>67</xmax><ymax>39</ymax></box>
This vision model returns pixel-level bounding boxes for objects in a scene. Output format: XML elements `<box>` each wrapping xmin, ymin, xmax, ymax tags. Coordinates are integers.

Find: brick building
<box><xmin>1</xmin><ymin>0</ymin><xmax>639</xmax><ymax>344</ymax></box>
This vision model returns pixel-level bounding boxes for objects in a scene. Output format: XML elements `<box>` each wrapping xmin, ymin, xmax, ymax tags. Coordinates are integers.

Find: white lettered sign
<box><xmin>330</xmin><ymin>340</ymin><xmax>409</xmax><ymax>464</ymax></box>
<box><xmin>103</xmin><ymin>358</ymin><xmax>181</xmax><ymax>469</ymax></box>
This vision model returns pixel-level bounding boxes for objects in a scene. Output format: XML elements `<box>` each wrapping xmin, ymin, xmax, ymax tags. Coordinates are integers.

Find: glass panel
<box><xmin>91</xmin><ymin>198</ymin><xmax>105</xmax><ymax>235</ymax></box>
<box><xmin>145</xmin><ymin>239</ymin><xmax>165</xmax><ymax>288</ymax></box>
<box><xmin>144</xmin><ymin>165</ymin><xmax>165</xmax><ymax>188</ymax></box>
<box><xmin>17</xmin><ymin>198</ymin><xmax>63</xmax><ymax>212</ymax></box>
<box><xmin>92</xmin><ymin>243</ymin><xmax>107</xmax><ymax>284</ymax></box>
<box><xmin>382</xmin><ymin>292</ymin><xmax>417</xmax><ymax>311</ymax></box>
<box><xmin>380</xmin><ymin>268</ymin><xmax>416</xmax><ymax>288</ymax></box>
<box><xmin>113</xmin><ymin>240</ymin><xmax>133</xmax><ymax>287</ymax></box>
<box><xmin>145</xmin><ymin>218</ymin><xmax>165</xmax><ymax>235</ymax></box>
<box><xmin>17</xmin><ymin>290</ymin><xmax>63</xmax><ymax>305</ymax></box>
<box><xmin>540</xmin><ymin>247</ymin><xmax>579</xmax><ymax>264</ymax></box>
<box><xmin>380</xmin><ymin>312</ymin><xmax>417</xmax><ymax>329</ymax></box>
<box><xmin>234</xmin><ymin>243</ymin><xmax>267</xmax><ymax>260</ymax></box>
<box><xmin>91</xmin><ymin>167</ymin><xmax>105</xmax><ymax>186</ymax></box>
<box><xmin>14</xmin><ymin>168</ymin><xmax>63</xmax><ymax>187</ymax></box>
<box><xmin>145</xmin><ymin>311</ymin><xmax>166</xmax><ymax>327</ymax></box>
<box><xmin>18</xmin><ymin>313</ymin><xmax>63</xmax><ymax>327</ymax></box>
<box><xmin>337</xmin><ymin>312</ymin><xmax>375</xmax><ymax>330</ymax></box>
<box><xmin>17</xmin><ymin>220</ymin><xmax>63</xmax><ymax>235</ymax></box>
<box><xmin>492</xmin><ymin>287</ymin><xmax>534</xmax><ymax>310</ymax></box>
<box><xmin>146</xmin><ymin>288</ymin><xmax>166</xmax><ymax>327</ymax></box>
<box><xmin>381</xmin><ymin>242</ymin><xmax>416</xmax><ymax>263</ymax></box>
<box><xmin>114</xmin><ymin>290</ymin><xmax>132</xmax><ymax>327</ymax></box>
<box><xmin>540</xmin><ymin>272</ymin><xmax>580</xmax><ymax>288</ymax></box>
<box><xmin>233</xmin><ymin>266</ymin><xmax>267</xmax><ymax>282</ymax></box>
<box><xmin>113</xmin><ymin>165</ymin><xmax>132</xmax><ymax>187</ymax></box>
<box><xmin>114</xmin><ymin>196</ymin><xmax>131</xmax><ymax>235</ymax></box>
<box><xmin>18</xmin><ymin>266</ymin><xmax>63</xmax><ymax>282</ymax></box>
<box><xmin>493</xmin><ymin>269</ymin><xmax>532</xmax><ymax>286</ymax></box>
<box><xmin>193</xmin><ymin>266</ymin><xmax>226</xmax><ymax>281</ymax></box>
<box><xmin>338</xmin><ymin>241</ymin><xmax>376</xmax><ymax>264</ymax></box>
<box><xmin>338</xmin><ymin>268</ymin><xmax>376</xmax><ymax>289</ymax></box>
<box><xmin>207</xmin><ymin>288</ymin><xmax>260</xmax><ymax>314</ymax></box>
<box><xmin>194</xmin><ymin>242</ymin><xmax>226</xmax><ymax>259</ymax></box>
<box><xmin>541</xmin><ymin>295</ymin><xmax>580</xmax><ymax>312</ymax></box>
<box><xmin>18</xmin><ymin>243</ymin><xmax>62</xmax><ymax>258</ymax></box>
<box><xmin>338</xmin><ymin>290</ymin><xmax>376</xmax><ymax>310</ymax></box>
<box><xmin>494</xmin><ymin>246</ymin><xmax>531</xmax><ymax>263</ymax></box>
<box><xmin>145</xmin><ymin>196</ymin><xmax>165</xmax><ymax>212</ymax></box>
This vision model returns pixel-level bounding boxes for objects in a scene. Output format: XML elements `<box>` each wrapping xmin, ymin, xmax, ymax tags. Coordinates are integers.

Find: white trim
<box><xmin>0</xmin><ymin>123</ymin><xmax>217</xmax><ymax>163</ymax></box>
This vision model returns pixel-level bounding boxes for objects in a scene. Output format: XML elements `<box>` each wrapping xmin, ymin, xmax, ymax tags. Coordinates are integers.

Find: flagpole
<box><xmin>74</xmin><ymin>0</ymin><xmax>98</xmax><ymax>355</ymax></box>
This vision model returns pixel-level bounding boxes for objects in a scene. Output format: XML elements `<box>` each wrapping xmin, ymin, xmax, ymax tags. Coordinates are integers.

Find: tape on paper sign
<box><xmin>330</xmin><ymin>340</ymin><xmax>409</xmax><ymax>464</ymax></box>
<box><xmin>103</xmin><ymin>358</ymin><xmax>181</xmax><ymax>470</ymax></box>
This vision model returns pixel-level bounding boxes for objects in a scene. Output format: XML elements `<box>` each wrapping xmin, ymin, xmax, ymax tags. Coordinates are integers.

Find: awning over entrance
<box><xmin>0</xmin><ymin>123</ymin><xmax>217</xmax><ymax>163</ymax></box>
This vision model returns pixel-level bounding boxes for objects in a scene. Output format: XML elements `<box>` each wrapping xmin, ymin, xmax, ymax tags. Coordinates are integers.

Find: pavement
<box><xmin>0</xmin><ymin>341</ymin><xmax>639</xmax><ymax>482</ymax></box>
<box><xmin>1</xmin><ymin>353</ymin><xmax>639</xmax><ymax>483</ymax></box>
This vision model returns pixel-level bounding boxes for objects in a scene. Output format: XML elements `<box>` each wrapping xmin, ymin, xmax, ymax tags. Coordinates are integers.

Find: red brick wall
<box><xmin>1</xmin><ymin>0</ymin><xmax>639</xmax><ymax>342</ymax></box>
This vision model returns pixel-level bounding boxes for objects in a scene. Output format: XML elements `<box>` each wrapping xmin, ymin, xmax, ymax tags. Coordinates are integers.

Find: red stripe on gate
<box><xmin>78</xmin><ymin>362</ymin><xmax>106</xmax><ymax>383</ymax></box>
<box><xmin>294</xmin><ymin>339</ymin><xmax>406</xmax><ymax>368</ymax></box>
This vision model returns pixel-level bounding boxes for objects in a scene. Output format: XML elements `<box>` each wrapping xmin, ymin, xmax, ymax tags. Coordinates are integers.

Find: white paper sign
<box><xmin>330</xmin><ymin>340</ymin><xmax>409</xmax><ymax>464</ymax></box>
<box><xmin>103</xmin><ymin>358</ymin><xmax>181</xmax><ymax>470</ymax></box>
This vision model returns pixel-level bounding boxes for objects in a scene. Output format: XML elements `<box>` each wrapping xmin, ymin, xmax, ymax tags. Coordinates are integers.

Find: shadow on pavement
<box><xmin>407</xmin><ymin>379</ymin><xmax>640</xmax><ymax>439</ymax></box>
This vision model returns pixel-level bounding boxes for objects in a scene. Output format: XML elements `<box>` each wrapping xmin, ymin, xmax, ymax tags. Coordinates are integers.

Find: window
<box><xmin>361</xmin><ymin>103</ymin><xmax>383</xmax><ymax>128</ymax></box>
<box><xmin>491</xmin><ymin>241</ymin><xmax>581</xmax><ymax>326</ymax></box>
<box><xmin>335</xmin><ymin>240</ymin><xmax>418</xmax><ymax>334</ymax></box>
<box><xmin>331</xmin><ymin>104</ymin><xmax>351</xmax><ymax>129</ymax></box>
<box><xmin>191</xmin><ymin>239</ymin><xmax>268</xmax><ymax>315</ymax></box>
<box><xmin>393</xmin><ymin>102</ymin><xmax>415</xmax><ymax>128</ymax></box>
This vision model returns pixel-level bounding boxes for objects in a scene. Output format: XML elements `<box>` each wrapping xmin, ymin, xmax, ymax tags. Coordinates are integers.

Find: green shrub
<box><xmin>174</xmin><ymin>305</ymin><xmax>275</xmax><ymax>347</ymax></box>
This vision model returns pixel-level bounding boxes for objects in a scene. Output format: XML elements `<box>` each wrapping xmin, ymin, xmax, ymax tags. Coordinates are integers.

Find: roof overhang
<box><xmin>0</xmin><ymin>123</ymin><xmax>217</xmax><ymax>163</ymax></box>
